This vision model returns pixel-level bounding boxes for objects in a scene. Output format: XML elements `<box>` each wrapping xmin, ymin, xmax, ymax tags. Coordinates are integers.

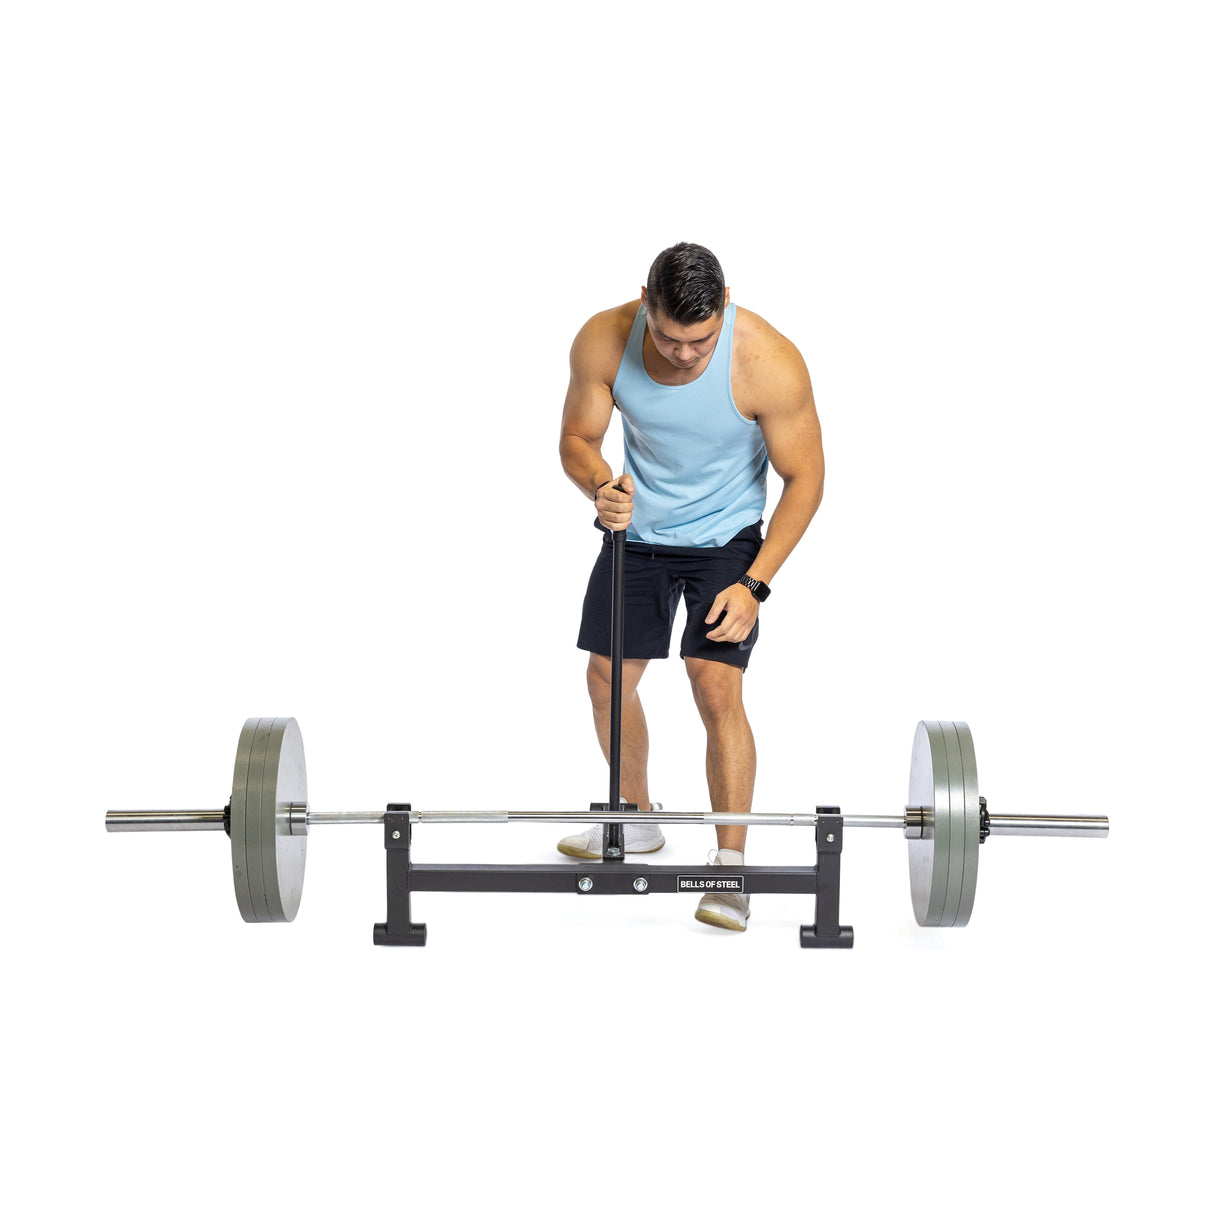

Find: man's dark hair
<box><xmin>646</xmin><ymin>243</ymin><xmax>726</xmax><ymax>325</ymax></box>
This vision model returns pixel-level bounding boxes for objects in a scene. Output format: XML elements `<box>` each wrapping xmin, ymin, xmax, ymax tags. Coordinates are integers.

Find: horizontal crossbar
<box><xmin>407</xmin><ymin>863</ymin><xmax>819</xmax><ymax>895</ymax></box>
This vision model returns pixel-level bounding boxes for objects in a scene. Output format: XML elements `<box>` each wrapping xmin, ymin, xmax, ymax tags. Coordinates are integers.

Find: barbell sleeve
<box><xmin>106</xmin><ymin>810</ymin><xmax>228</xmax><ymax>832</ymax></box>
<box><xmin>986</xmin><ymin>814</ymin><xmax>1109</xmax><ymax>838</ymax></box>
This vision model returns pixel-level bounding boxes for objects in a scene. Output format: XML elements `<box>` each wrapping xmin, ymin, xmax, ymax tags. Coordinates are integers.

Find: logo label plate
<box><xmin>677</xmin><ymin>875</ymin><xmax>745</xmax><ymax>894</ymax></box>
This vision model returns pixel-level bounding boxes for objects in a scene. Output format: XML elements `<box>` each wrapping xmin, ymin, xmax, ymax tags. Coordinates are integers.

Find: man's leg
<box><xmin>587</xmin><ymin>653</ymin><xmax>651</xmax><ymax>811</ymax></box>
<box><xmin>557</xmin><ymin>654</ymin><xmax>659</xmax><ymax>859</ymax></box>
<box><xmin>684</xmin><ymin>656</ymin><xmax>755</xmax><ymax>852</ymax></box>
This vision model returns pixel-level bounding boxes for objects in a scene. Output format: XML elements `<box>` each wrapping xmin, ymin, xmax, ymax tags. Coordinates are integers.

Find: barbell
<box><xmin>105</xmin><ymin>715</ymin><xmax>1108</xmax><ymax>936</ymax></box>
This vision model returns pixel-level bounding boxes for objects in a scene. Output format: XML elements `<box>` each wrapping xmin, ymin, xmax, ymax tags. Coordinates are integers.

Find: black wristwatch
<box><xmin>737</xmin><ymin>575</ymin><xmax>771</xmax><ymax>602</ymax></box>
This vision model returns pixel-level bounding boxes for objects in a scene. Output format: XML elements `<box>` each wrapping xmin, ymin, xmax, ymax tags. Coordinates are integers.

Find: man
<box><xmin>557</xmin><ymin>243</ymin><xmax>823</xmax><ymax>932</ymax></box>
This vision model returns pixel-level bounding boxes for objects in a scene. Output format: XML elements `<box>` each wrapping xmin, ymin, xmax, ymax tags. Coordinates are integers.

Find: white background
<box><xmin>3</xmin><ymin>2</ymin><xmax>1209</xmax><ymax>1209</ymax></box>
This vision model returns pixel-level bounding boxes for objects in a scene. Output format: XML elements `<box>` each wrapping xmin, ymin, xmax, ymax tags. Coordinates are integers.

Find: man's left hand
<box><xmin>705</xmin><ymin>584</ymin><xmax>760</xmax><ymax>644</ymax></box>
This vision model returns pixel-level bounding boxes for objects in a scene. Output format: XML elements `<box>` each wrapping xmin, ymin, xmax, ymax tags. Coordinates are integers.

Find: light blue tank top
<box><xmin>612</xmin><ymin>302</ymin><xmax>767</xmax><ymax>547</ymax></box>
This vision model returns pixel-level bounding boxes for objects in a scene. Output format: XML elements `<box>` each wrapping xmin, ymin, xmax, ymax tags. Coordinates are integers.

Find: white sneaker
<box><xmin>694</xmin><ymin>849</ymin><xmax>751</xmax><ymax>932</ymax></box>
<box><xmin>556</xmin><ymin>804</ymin><xmax>666</xmax><ymax>858</ymax></box>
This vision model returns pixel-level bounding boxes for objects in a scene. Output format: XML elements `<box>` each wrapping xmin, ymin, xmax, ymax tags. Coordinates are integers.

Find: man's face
<box><xmin>642</xmin><ymin>288</ymin><xmax>727</xmax><ymax>372</ymax></box>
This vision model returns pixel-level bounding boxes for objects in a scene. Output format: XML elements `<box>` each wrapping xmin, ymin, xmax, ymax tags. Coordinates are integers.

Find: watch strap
<box><xmin>738</xmin><ymin>575</ymin><xmax>770</xmax><ymax>602</ymax></box>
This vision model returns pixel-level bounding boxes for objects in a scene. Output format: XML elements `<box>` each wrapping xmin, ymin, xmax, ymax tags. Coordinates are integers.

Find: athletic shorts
<box><xmin>576</xmin><ymin>521</ymin><xmax>763</xmax><ymax>670</ymax></box>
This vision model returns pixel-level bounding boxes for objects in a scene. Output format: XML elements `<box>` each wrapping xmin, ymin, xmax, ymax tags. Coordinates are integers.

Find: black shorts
<box><xmin>576</xmin><ymin>521</ymin><xmax>763</xmax><ymax>670</ymax></box>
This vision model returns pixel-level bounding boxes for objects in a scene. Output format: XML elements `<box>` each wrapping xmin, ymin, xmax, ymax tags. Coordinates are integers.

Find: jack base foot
<box><xmin>373</xmin><ymin>922</ymin><xmax>428</xmax><ymax>946</ymax></box>
<box><xmin>800</xmin><ymin>925</ymin><xmax>854</xmax><ymax>949</ymax></box>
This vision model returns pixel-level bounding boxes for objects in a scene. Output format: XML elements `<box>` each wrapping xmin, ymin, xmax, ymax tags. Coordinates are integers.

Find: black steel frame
<box><xmin>373</xmin><ymin>531</ymin><xmax>855</xmax><ymax>949</ymax></box>
<box><xmin>373</xmin><ymin>804</ymin><xmax>855</xmax><ymax>948</ymax></box>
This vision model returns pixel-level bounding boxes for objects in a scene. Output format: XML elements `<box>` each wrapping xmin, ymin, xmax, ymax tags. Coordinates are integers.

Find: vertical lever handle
<box><xmin>608</xmin><ymin>526</ymin><xmax>626</xmax><ymax>846</ymax></box>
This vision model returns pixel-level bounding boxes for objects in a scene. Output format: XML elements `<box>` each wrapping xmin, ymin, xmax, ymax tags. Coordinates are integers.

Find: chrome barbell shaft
<box><xmin>107</xmin><ymin>807</ymin><xmax>1109</xmax><ymax>836</ymax></box>
<box><xmin>401</xmin><ymin>810</ymin><xmax>834</xmax><ymax>826</ymax></box>
<box><xmin>104</xmin><ymin>808</ymin><xmax>841</xmax><ymax>830</ymax></box>
<box><xmin>306</xmin><ymin>809</ymin><xmax>1111</xmax><ymax>835</ymax></box>
<box><xmin>105</xmin><ymin>808</ymin><xmax>891</xmax><ymax>830</ymax></box>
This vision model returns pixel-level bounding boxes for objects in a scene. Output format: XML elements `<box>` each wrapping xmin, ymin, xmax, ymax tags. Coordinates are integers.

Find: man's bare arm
<box><xmin>747</xmin><ymin>337</ymin><xmax>824</xmax><ymax>587</ymax></box>
<box><xmin>705</xmin><ymin>322</ymin><xmax>823</xmax><ymax>643</ymax></box>
<box><xmin>559</xmin><ymin>310</ymin><xmax>635</xmax><ymax>531</ymax></box>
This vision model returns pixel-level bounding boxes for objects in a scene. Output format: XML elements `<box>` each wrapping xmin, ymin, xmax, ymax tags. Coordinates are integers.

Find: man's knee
<box><xmin>587</xmin><ymin>655</ymin><xmax>612</xmax><ymax>706</ymax></box>
<box><xmin>685</xmin><ymin>657</ymin><xmax>744</xmax><ymax>721</ymax></box>
<box><xmin>587</xmin><ymin>655</ymin><xmax>647</xmax><ymax>708</ymax></box>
